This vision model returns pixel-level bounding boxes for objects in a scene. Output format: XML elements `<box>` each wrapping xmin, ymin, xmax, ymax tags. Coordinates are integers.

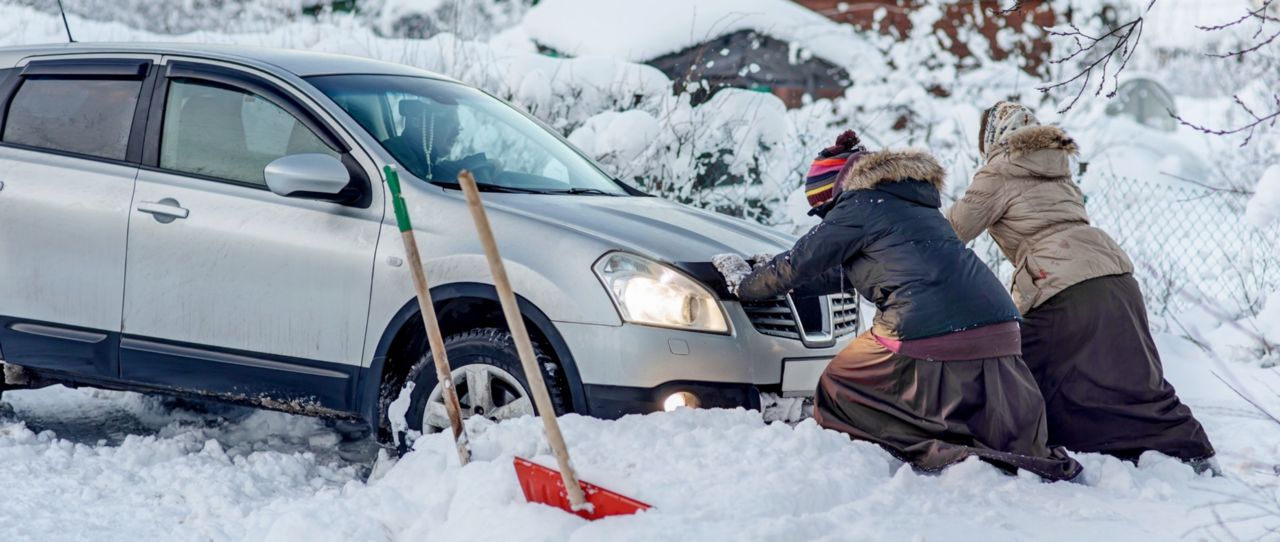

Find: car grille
<box><xmin>741</xmin><ymin>293</ymin><xmax>860</xmax><ymax>344</ymax></box>
<box><xmin>831</xmin><ymin>294</ymin><xmax>859</xmax><ymax>337</ymax></box>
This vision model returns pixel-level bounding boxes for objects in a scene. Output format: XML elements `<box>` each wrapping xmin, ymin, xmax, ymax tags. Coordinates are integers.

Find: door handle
<box><xmin>137</xmin><ymin>198</ymin><xmax>189</xmax><ymax>223</ymax></box>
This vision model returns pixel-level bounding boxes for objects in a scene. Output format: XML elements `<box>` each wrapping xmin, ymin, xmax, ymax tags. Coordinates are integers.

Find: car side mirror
<box><xmin>264</xmin><ymin>153</ymin><xmax>351</xmax><ymax>200</ymax></box>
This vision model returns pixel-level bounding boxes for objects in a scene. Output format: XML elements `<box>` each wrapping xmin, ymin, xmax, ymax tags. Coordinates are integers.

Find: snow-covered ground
<box><xmin>2</xmin><ymin>333</ymin><xmax>1279</xmax><ymax>541</ymax></box>
<box><xmin>0</xmin><ymin>0</ymin><xmax>1276</xmax><ymax>539</ymax></box>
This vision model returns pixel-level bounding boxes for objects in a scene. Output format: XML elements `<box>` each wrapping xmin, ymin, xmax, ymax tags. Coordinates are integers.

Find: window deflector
<box><xmin>163</xmin><ymin>62</ymin><xmax>349</xmax><ymax>154</ymax></box>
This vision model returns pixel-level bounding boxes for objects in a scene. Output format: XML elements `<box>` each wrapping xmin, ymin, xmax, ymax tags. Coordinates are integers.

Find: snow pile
<box><xmin>522</xmin><ymin>0</ymin><xmax>876</xmax><ymax>65</ymax></box>
<box><xmin>5</xmin><ymin>341</ymin><xmax>1280</xmax><ymax>541</ymax></box>
<box><xmin>1202</xmin><ymin>290</ymin><xmax>1280</xmax><ymax>368</ymax></box>
<box><xmin>0</xmin><ymin>387</ymin><xmax>361</xmax><ymax>541</ymax></box>
<box><xmin>1247</xmin><ymin>165</ymin><xmax>1280</xmax><ymax>228</ymax></box>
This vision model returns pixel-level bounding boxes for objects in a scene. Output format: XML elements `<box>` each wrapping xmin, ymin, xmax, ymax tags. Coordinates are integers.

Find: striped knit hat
<box><xmin>806</xmin><ymin>130</ymin><xmax>868</xmax><ymax>208</ymax></box>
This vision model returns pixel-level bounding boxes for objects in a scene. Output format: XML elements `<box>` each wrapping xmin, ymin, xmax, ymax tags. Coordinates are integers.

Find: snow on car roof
<box><xmin>522</xmin><ymin>0</ymin><xmax>875</xmax><ymax>68</ymax></box>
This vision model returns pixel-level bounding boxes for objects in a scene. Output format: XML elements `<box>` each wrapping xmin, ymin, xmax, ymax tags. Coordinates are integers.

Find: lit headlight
<box><xmin>593</xmin><ymin>252</ymin><xmax>729</xmax><ymax>333</ymax></box>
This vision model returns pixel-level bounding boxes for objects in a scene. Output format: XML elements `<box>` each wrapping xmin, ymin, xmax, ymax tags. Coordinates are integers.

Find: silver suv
<box><xmin>0</xmin><ymin>43</ymin><xmax>856</xmax><ymax>441</ymax></box>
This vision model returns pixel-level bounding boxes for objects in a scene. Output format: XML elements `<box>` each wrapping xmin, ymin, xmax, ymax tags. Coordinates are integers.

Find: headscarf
<box><xmin>980</xmin><ymin>101</ymin><xmax>1039</xmax><ymax>161</ymax></box>
<box><xmin>806</xmin><ymin>130</ymin><xmax>868</xmax><ymax>208</ymax></box>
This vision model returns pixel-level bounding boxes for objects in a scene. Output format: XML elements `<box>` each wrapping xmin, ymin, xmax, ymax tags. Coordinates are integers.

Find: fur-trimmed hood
<box><xmin>838</xmin><ymin>149</ymin><xmax>946</xmax><ymax>192</ymax></box>
<box><xmin>999</xmin><ymin>125</ymin><xmax>1079</xmax><ymax>158</ymax></box>
<box><xmin>983</xmin><ymin>125</ymin><xmax>1077</xmax><ymax>180</ymax></box>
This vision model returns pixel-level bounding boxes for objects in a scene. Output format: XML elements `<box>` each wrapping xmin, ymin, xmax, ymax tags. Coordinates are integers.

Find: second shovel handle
<box><xmin>457</xmin><ymin>170</ymin><xmax>589</xmax><ymax>511</ymax></box>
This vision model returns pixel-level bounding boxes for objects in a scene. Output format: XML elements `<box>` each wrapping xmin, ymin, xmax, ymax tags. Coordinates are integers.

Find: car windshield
<box><xmin>308</xmin><ymin>74</ymin><xmax>626</xmax><ymax>195</ymax></box>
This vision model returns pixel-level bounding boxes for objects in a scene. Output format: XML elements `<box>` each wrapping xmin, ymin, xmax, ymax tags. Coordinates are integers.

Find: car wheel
<box><xmin>389</xmin><ymin>327</ymin><xmax>569</xmax><ymax>449</ymax></box>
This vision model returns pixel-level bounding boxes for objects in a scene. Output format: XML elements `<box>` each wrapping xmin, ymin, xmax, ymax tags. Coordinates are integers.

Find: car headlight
<box><xmin>593</xmin><ymin>252</ymin><xmax>729</xmax><ymax>333</ymax></box>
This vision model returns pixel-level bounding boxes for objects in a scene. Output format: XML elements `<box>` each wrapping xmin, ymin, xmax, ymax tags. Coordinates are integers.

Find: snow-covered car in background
<box><xmin>0</xmin><ymin>43</ymin><xmax>856</xmax><ymax>443</ymax></box>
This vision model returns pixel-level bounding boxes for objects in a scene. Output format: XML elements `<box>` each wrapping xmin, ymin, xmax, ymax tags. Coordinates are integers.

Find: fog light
<box><xmin>663</xmin><ymin>391</ymin><xmax>700</xmax><ymax>411</ymax></box>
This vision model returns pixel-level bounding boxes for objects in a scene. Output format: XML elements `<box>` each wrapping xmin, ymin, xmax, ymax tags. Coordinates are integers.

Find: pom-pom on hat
<box><xmin>805</xmin><ymin>130</ymin><xmax>868</xmax><ymax>208</ymax></box>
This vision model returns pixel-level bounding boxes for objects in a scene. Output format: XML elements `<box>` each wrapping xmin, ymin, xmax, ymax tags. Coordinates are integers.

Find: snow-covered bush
<box><xmin>371</xmin><ymin>0</ymin><xmax>533</xmax><ymax>41</ymax></box>
<box><xmin>581</xmin><ymin>89</ymin><xmax>800</xmax><ymax>224</ymax></box>
<box><xmin>10</xmin><ymin>0</ymin><xmax>309</xmax><ymax>34</ymax></box>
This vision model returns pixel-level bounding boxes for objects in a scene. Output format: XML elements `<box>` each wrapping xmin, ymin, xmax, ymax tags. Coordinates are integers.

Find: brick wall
<box><xmin>794</xmin><ymin>0</ymin><xmax>1057</xmax><ymax>76</ymax></box>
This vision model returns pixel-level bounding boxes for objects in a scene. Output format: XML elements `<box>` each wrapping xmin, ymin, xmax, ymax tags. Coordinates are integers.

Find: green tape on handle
<box><xmin>384</xmin><ymin>165</ymin><xmax>412</xmax><ymax>232</ymax></box>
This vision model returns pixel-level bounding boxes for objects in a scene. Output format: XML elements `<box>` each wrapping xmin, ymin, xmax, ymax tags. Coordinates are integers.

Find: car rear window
<box><xmin>1</xmin><ymin>77</ymin><xmax>142</xmax><ymax>161</ymax></box>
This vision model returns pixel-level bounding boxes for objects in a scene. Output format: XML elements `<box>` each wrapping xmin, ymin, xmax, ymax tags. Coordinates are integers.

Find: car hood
<box><xmin>480</xmin><ymin>193</ymin><xmax>798</xmax><ymax>263</ymax></box>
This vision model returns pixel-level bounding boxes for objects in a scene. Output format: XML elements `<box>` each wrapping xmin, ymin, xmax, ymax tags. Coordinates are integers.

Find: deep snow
<box><xmin>2</xmin><ymin>334</ymin><xmax>1279</xmax><ymax>542</ymax></box>
<box><xmin>0</xmin><ymin>1</ymin><xmax>1275</xmax><ymax>540</ymax></box>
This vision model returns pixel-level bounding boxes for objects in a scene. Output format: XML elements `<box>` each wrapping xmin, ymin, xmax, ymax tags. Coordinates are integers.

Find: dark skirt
<box><xmin>813</xmin><ymin>332</ymin><xmax>1083</xmax><ymax>481</ymax></box>
<box><xmin>1021</xmin><ymin>273</ymin><xmax>1215</xmax><ymax>461</ymax></box>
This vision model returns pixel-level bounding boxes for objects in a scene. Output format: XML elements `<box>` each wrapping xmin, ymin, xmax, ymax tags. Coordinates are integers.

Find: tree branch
<box><xmin>1173</xmin><ymin>95</ymin><xmax>1280</xmax><ymax>147</ymax></box>
<box><xmin>1036</xmin><ymin>0</ymin><xmax>1156</xmax><ymax>113</ymax></box>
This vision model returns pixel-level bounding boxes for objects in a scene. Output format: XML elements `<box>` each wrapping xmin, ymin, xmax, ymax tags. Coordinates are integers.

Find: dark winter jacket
<box><xmin>738</xmin><ymin>149</ymin><xmax>1021</xmax><ymax>340</ymax></box>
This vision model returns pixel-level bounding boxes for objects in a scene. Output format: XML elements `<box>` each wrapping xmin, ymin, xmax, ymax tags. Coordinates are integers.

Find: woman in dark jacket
<box><xmin>948</xmin><ymin>102</ymin><xmax>1215</xmax><ymax>471</ymax></box>
<box><xmin>716</xmin><ymin>133</ymin><xmax>1082</xmax><ymax>481</ymax></box>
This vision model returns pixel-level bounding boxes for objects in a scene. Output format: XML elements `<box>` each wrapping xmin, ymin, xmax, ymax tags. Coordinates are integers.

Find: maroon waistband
<box><xmin>873</xmin><ymin>321</ymin><xmax>1022</xmax><ymax>361</ymax></box>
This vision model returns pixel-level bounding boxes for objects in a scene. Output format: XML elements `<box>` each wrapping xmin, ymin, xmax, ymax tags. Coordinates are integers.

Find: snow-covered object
<box><xmin>522</xmin><ymin>0</ymin><xmax>877</xmax><ymax>67</ymax></box>
<box><xmin>569</xmin><ymin>88</ymin><xmax>804</xmax><ymax>224</ymax></box>
<box><xmin>1246</xmin><ymin>165</ymin><xmax>1280</xmax><ymax>228</ymax></box>
<box><xmin>12</xmin><ymin>0</ymin><xmax>306</xmax><ymax>34</ymax></box>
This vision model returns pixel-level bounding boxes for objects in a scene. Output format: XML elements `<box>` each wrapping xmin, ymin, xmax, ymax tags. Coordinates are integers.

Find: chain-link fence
<box><xmin>1085</xmin><ymin>177</ymin><xmax>1280</xmax><ymax>328</ymax></box>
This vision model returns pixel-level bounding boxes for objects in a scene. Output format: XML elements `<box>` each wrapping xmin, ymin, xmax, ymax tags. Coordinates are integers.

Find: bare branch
<box><xmin>1036</xmin><ymin>1</ymin><xmax>1156</xmax><ymax>113</ymax></box>
<box><xmin>1201</xmin><ymin>0</ymin><xmax>1280</xmax><ymax>59</ymax></box>
<box><xmin>1000</xmin><ymin>1</ymin><xmax>1027</xmax><ymax>16</ymax></box>
<box><xmin>1197</xmin><ymin>0</ymin><xmax>1279</xmax><ymax>33</ymax></box>
<box><xmin>1173</xmin><ymin>95</ymin><xmax>1280</xmax><ymax>147</ymax></box>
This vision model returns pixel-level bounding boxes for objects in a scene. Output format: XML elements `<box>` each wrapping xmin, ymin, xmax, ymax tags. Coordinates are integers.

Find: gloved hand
<box><xmin>749</xmin><ymin>253</ymin><xmax>774</xmax><ymax>269</ymax></box>
<box><xmin>712</xmin><ymin>253</ymin><xmax>753</xmax><ymax>297</ymax></box>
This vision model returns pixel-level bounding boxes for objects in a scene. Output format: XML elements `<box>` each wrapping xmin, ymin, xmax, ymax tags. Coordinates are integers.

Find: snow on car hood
<box><xmin>480</xmin><ymin>193</ymin><xmax>797</xmax><ymax>263</ymax></box>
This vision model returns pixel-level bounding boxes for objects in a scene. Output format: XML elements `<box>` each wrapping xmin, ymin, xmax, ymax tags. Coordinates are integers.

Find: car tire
<box><xmin>387</xmin><ymin>327</ymin><xmax>569</xmax><ymax>451</ymax></box>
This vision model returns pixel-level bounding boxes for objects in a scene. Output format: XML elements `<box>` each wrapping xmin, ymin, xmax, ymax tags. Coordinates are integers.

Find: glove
<box><xmin>712</xmin><ymin>253</ymin><xmax>753</xmax><ymax>297</ymax></box>
<box><xmin>749</xmin><ymin>253</ymin><xmax>774</xmax><ymax>269</ymax></box>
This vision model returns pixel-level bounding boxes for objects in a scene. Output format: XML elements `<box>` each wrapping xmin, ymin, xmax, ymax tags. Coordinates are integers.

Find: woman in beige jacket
<box><xmin>947</xmin><ymin>101</ymin><xmax>1215</xmax><ymax>470</ymax></box>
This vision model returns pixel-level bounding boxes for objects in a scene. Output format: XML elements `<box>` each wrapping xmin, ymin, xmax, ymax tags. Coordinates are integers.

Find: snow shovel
<box><xmin>384</xmin><ymin>165</ymin><xmax>471</xmax><ymax>466</ymax></box>
<box><xmin>456</xmin><ymin>170</ymin><xmax>650</xmax><ymax>520</ymax></box>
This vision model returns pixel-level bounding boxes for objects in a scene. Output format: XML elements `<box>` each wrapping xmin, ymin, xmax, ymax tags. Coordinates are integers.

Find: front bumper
<box><xmin>556</xmin><ymin>300</ymin><xmax>853</xmax><ymax>416</ymax></box>
<box><xmin>582</xmin><ymin>381</ymin><xmax>762</xmax><ymax>419</ymax></box>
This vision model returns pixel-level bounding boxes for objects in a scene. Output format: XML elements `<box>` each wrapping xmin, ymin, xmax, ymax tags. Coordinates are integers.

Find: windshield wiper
<box><xmin>543</xmin><ymin>187</ymin><xmax>619</xmax><ymax>196</ymax></box>
<box><xmin>434</xmin><ymin>181</ymin><xmax>542</xmax><ymax>194</ymax></box>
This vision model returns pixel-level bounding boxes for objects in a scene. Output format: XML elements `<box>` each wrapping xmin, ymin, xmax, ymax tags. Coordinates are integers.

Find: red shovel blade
<box><xmin>513</xmin><ymin>457</ymin><xmax>651</xmax><ymax>520</ymax></box>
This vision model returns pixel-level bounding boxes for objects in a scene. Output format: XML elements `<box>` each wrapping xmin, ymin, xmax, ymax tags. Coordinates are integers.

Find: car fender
<box><xmin>355</xmin><ymin>282</ymin><xmax>588</xmax><ymax>425</ymax></box>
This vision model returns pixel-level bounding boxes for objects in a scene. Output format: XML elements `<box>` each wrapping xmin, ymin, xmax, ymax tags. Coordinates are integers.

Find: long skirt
<box><xmin>1021</xmin><ymin>273</ymin><xmax>1215</xmax><ymax>461</ymax></box>
<box><xmin>813</xmin><ymin>332</ymin><xmax>1083</xmax><ymax>481</ymax></box>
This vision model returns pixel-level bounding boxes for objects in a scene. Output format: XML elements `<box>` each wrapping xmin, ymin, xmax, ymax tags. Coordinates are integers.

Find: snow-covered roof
<box><xmin>522</xmin><ymin>0</ymin><xmax>875</xmax><ymax>68</ymax></box>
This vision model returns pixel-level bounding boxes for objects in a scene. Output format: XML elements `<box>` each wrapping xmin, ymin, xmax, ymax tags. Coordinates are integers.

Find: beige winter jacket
<box><xmin>947</xmin><ymin>125</ymin><xmax>1134</xmax><ymax>313</ymax></box>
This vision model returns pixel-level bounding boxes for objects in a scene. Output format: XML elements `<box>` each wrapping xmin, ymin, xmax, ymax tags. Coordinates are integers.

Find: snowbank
<box><xmin>4</xmin><ymin>339</ymin><xmax>1280</xmax><ymax>541</ymax></box>
<box><xmin>522</xmin><ymin>0</ymin><xmax>877</xmax><ymax>67</ymax></box>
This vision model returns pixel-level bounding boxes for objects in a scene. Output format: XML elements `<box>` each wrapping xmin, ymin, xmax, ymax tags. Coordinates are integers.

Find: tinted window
<box><xmin>159</xmin><ymin>79</ymin><xmax>339</xmax><ymax>186</ymax></box>
<box><xmin>2</xmin><ymin>77</ymin><xmax>141</xmax><ymax>160</ymax></box>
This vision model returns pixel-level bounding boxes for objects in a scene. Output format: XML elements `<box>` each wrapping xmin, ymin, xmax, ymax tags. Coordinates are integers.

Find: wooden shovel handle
<box><xmin>385</xmin><ymin>165</ymin><xmax>470</xmax><ymax>466</ymax></box>
<box><xmin>457</xmin><ymin>171</ymin><xmax>589</xmax><ymax>511</ymax></box>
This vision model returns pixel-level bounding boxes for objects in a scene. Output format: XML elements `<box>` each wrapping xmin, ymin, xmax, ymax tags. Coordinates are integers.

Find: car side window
<box><xmin>159</xmin><ymin>78</ymin><xmax>339</xmax><ymax>187</ymax></box>
<box><xmin>1</xmin><ymin>77</ymin><xmax>142</xmax><ymax>161</ymax></box>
